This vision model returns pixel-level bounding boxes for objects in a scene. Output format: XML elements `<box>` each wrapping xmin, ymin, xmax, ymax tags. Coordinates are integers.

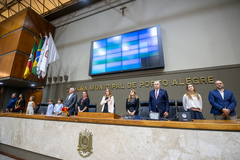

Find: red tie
<box><xmin>155</xmin><ymin>90</ymin><xmax>158</xmax><ymax>99</ymax></box>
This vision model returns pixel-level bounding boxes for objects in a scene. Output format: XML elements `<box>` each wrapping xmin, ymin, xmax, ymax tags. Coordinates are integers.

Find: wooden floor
<box><xmin>0</xmin><ymin>112</ymin><xmax>240</xmax><ymax>131</ymax></box>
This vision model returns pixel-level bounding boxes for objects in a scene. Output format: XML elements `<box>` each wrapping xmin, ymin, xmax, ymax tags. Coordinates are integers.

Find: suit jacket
<box><xmin>208</xmin><ymin>89</ymin><xmax>237</xmax><ymax>115</ymax></box>
<box><xmin>64</xmin><ymin>93</ymin><xmax>77</xmax><ymax>113</ymax></box>
<box><xmin>148</xmin><ymin>89</ymin><xmax>169</xmax><ymax>116</ymax></box>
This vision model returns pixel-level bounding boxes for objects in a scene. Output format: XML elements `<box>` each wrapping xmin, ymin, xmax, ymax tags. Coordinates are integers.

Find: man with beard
<box><xmin>208</xmin><ymin>80</ymin><xmax>237</xmax><ymax>120</ymax></box>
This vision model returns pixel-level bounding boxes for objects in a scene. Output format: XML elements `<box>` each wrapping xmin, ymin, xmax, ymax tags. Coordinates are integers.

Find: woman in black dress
<box><xmin>77</xmin><ymin>91</ymin><xmax>90</xmax><ymax>114</ymax></box>
<box><xmin>126</xmin><ymin>90</ymin><xmax>139</xmax><ymax>116</ymax></box>
<box><xmin>14</xmin><ymin>94</ymin><xmax>25</xmax><ymax>113</ymax></box>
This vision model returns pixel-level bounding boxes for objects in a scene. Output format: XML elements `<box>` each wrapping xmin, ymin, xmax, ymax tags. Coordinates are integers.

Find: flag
<box><xmin>32</xmin><ymin>36</ymin><xmax>44</xmax><ymax>76</ymax></box>
<box><xmin>23</xmin><ymin>40</ymin><xmax>38</xmax><ymax>79</ymax></box>
<box><xmin>48</xmin><ymin>33</ymin><xmax>59</xmax><ymax>64</ymax></box>
<box><xmin>37</xmin><ymin>35</ymin><xmax>48</xmax><ymax>78</ymax></box>
<box><xmin>39</xmin><ymin>33</ymin><xmax>59</xmax><ymax>78</ymax></box>
<box><xmin>39</xmin><ymin>37</ymin><xmax>49</xmax><ymax>78</ymax></box>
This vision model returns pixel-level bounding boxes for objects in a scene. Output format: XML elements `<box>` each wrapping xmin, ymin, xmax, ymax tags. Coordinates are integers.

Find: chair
<box><xmin>176</xmin><ymin>100</ymin><xmax>185</xmax><ymax>112</ymax></box>
<box><xmin>88</xmin><ymin>103</ymin><xmax>97</xmax><ymax>112</ymax></box>
<box><xmin>177</xmin><ymin>100</ymin><xmax>183</xmax><ymax>106</ymax></box>
<box><xmin>37</xmin><ymin>102</ymin><xmax>49</xmax><ymax>114</ymax></box>
<box><xmin>140</xmin><ymin>101</ymin><xmax>149</xmax><ymax>107</ymax></box>
<box><xmin>169</xmin><ymin>100</ymin><xmax>175</xmax><ymax>107</ymax></box>
<box><xmin>168</xmin><ymin>100</ymin><xmax>176</xmax><ymax>119</ymax></box>
<box><xmin>34</xmin><ymin>103</ymin><xmax>41</xmax><ymax>114</ymax></box>
<box><xmin>177</xmin><ymin>106</ymin><xmax>185</xmax><ymax>112</ymax></box>
<box><xmin>139</xmin><ymin>101</ymin><xmax>149</xmax><ymax>117</ymax></box>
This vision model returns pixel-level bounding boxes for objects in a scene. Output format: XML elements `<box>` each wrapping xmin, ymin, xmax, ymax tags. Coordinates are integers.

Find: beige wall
<box><xmin>48</xmin><ymin>0</ymin><xmax>240</xmax><ymax>81</ymax></box>
<box><xmin>42</xmin><ymin>0</ymin><xmax>240</xmax><ymax>119</ymax></box>
<box><xmin>42</xmin><ymin>65</ymin><xmax>240</xmax><ymax>119</ymax></box>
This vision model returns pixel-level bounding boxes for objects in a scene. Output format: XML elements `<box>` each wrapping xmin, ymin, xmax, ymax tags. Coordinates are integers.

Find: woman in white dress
<box><xmin>26</xmin><ymin>96</ymin><xmax>35</xmax><ymax>115</ymax></box>
<box><xmin>183</xmin><ymin>83</ymin><xmax>204</xmax><ymax>119</ymax></box>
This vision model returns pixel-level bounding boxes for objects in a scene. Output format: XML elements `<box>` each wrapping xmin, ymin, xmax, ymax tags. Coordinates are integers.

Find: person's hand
<box><xmin>150</xmin><ymin>111</ymin><xmax>153</xmax><ymax>113</ymax></box>
<box><xmin>222</xmin><ymin>108</ymin><xmax>227</xmax><ymax>116</ymax></box>
<box><xmin>164</xmin><ymin>112</ymin><xmax>168</xmax><ymax>118</ymax></box>
<box><xmin>129</xmin><ymin>112</ymin><xmax>134</xmax><ymax>116</ymax></box>
<box><xmin>80</xmin><ymin>110</ymin><xmax>83</xmax><ymax>112</ymax></box>
<box><xmin>222</xmin><ymin>108</ymin><xmax>230</xmax><ymax>116</ymax></box>
<box><xmin>10</xmin><ymin>108</ymin><xmax>13</xmax><ymax>112</ymax></box>
<box><xmin>106</xmin><ymin>99</ymin><xmax>110</xmax><ymax>102</ymax></box>
<box><xmin>6</xmin><ymin>109</ymin><xmax>8</xmax><ymax>112</ymax></box>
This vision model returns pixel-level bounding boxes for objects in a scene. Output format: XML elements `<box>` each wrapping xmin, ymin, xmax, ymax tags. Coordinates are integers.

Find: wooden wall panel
<box><xmin>0</xmin><ymin>9</ymin><xmax>27</xmax><ymax>37</ymax></box>
<box><xmin>24</xmin><ymin>88</ymin><xmax>43</xmax><ymax>112</ymax></box>
<box><xmin>11</xmin><ymin>52</ymin><xmax>45</xmax><ymax>84</ymax></box>
<box><xmin>24</xmin><ymin>8</ymin><xmax>55</xmax><ymax>37</ymax></box>
<box><xmin>0</xmin><ymin>53</ymin><xmax>15</xmax><ymax>78</ymax></box>
<box><xmin>17</xmin><ymin>29</ymin><xmax>41</xmax><ymax>55</ymax></box>
<box><xmin>0</xmin><ymin>30</ymin><xmax>21</xmax><ymax>56</ymax></box>
<box><xmin>0</xmin><ymin>29</ymin><xmax>41</xmax><ymax>56</ymax></box>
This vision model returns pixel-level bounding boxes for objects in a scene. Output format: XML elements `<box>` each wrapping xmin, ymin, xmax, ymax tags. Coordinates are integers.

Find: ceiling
<box><xmin>0</xmin><ymin>0</ymin><xmax>102</xmax><ymax>22</ymax></box>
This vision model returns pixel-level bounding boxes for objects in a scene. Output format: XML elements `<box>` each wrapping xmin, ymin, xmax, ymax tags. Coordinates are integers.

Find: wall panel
<box><xmin>0</xmin><ymin>52</ymin><xmax>15</xmax><ymax>78</ymax></box>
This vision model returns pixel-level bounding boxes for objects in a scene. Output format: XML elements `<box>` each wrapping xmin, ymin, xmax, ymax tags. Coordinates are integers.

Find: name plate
<box><xmin>77</xmin><ymin>112</ymin><xmax>121</xmax><ymax>119</ymax></box>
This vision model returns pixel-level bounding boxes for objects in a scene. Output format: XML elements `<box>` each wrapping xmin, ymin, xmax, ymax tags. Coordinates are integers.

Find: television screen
<box><xmin>89</xmin><ymin>25</ymin><xmax>164</xmax><ymax>76</ymax></box>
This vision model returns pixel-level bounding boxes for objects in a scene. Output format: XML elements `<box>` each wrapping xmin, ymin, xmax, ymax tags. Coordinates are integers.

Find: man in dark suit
<box><xmin>149</xmin><ymin>80</ymin><xmax>169</xmax><ymax>117</ymax></box>
<box><xmin>64</xmin><ymin>88</ymin><xmax>77</xmax><ymax>115</ymax></box>
<box><xmin>208</xmin><ymin>80</ymin><xmax>237</xmax><ymax>120</ymax></box>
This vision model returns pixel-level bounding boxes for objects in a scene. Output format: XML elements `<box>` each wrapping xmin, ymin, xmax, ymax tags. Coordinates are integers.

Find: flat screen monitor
<box><xmin>89</xmin><ymin>25</ymin><xmax>164</xmax><ymax>76</ymax></box>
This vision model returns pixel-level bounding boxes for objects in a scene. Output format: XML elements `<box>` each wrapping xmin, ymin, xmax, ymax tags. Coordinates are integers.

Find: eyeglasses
<box><xmin>216</xmin><ymin>83</ymin><xmax>222</xmax><ymax>85</ymax></box>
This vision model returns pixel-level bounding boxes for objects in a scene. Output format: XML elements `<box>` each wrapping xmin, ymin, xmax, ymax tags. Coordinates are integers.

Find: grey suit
<box><xmin>64</xmin><ymin>93</ymin><xmax>77</xmax><ymax>115</ymax></box>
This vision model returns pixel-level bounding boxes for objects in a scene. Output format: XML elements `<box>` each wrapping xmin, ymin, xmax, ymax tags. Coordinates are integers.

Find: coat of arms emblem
<box><xmin>77</xmin><ymin>129</ymin><xmax>93</xmax><ymax>158</ymax></box>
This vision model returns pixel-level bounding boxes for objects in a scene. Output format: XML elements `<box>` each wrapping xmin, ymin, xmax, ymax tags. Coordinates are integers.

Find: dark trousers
<box><xmin>68</xmin><ymin>108</ymin><xmax>75</xmax><ymax>115</ymax></box>
<box><xmin>187</xmin><ymin>109</ymin><xmax>204</xmax><ymax>119</ymax></box>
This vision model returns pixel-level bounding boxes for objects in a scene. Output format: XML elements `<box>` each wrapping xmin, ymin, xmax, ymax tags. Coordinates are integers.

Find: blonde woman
<box><xmin>126</xmin><ymin>90</ymin><xmax>139</xmax><ymax>115</ymax></box>
<box><xmin>183</xmin><ymin>83</ymin><xmax>204</xmax><ymax>119</ymax></box>
<box><xmin>100</xmin><ymin>89</ymin><xmax>114</xmax><ymax>113</ymax></box>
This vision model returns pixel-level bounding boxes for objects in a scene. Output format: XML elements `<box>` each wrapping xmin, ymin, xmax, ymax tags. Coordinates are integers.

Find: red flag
<box><xmin>23</xmin><ymin>40</ymin><xmax>38</xmax><ymax>79</ymax></box>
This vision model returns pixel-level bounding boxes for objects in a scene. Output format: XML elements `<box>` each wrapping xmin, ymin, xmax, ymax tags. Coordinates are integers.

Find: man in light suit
<box><xmin>208</xmin><ymin>80</ymin><xmax>237</xmax><ymax>120</ymax></box>
<box><xmin>64</xmin><ymin>88</ymin><xmax>77</xmax><ymax>115</ymax></box>
<box><xmin>149</xmin><ymin>80</ymin><xmax>169</xmax><ymax>117</ymax></box>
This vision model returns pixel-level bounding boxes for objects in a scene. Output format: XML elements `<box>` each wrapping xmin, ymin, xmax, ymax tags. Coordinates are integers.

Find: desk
<box><xmin>0</xmin><ymin>113</ymin><xmax>240</xmax><ymax>159</ymax></box>
<box><xmin>0</xmin><ymin>113</ymin><xmax>239</xmax><ymax>131</ymax></box>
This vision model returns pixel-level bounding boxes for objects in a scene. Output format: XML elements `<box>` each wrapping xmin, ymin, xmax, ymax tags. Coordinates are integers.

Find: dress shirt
<box><xmin>183</xmin><ymin>94</ymin><xmax>202</xmax><ymax>111</ymax></box>
<box><xmin>54</xmin><ymin>103</ymin><xmax>63</xmax><ymax>114</ymax></box>
<box><xmin>46</xmin><ymin>103</ymin><xmax>54</xmax><ymax>115</ymax></box>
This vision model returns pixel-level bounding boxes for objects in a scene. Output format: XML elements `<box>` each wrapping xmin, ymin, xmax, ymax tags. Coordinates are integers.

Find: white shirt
<box><xmin>68</xmin><ymin>93</ymin><xmax>73</xmax><ymax>100</ymax></box>
<box><xmin>182</xmin><ymin>94</ymin><xmax>202</xmax><ymax>111</ymax></box>
<box><xmin>218</xmin><ymin>89</ymin><xmax>224</xmax><ymax>100</ymax></box>
<box><xmin>155</xmin><ymin>89</ymin><xmax>159</xmax><ymax>98</ymax></box>
<box><xmin>155</xmin><ymin>89</ymin><xmax>159</xmax><ymax>108</ymax></box>
<box><xmin>54</xmin><ymin>103</ymin><xmax>63</xmax><ymax>114</ymax></box>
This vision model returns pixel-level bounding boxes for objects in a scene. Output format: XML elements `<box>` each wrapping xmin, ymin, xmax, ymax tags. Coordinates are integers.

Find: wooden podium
<box><xmin>77</xmin><ymin>112</ymin><xmax>121</xmax><ymax>119</ymax></box>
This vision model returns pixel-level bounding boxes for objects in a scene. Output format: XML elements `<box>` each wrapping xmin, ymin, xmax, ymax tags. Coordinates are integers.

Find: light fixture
<box><xmin>48</xmin><ymin>77</ymin><xmax>52</xmax><ymax>83</ymax></box>
<box><xmin>64</xmin><ymin>75</ymin><xmax>68</xmax><ymax>81</ymax></box>
<box><xmin>31</xmin><ymin>84</ymin><xmax>35</xmax><ymax>87</ymax></box>
<box><xmin>53</xmin><ymin>77</ymin><xmax>57</xmax><ymax>83</ymax></box>
<box><xmin>0</xmin><ymin>82</ymin><xmax>3</xmax><ymax>85</ymax></box>
<box><xmin>58</xmin><ymin>76</ymin><xmax>63</xmax><ymax>82</ymax></box>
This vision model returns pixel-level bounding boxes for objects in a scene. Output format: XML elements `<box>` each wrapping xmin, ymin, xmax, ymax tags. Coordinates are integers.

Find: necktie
<box><xmin>155</xmin><ymin>90</ymin><xmax>158</xmax><ymax>99</ymax></box>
